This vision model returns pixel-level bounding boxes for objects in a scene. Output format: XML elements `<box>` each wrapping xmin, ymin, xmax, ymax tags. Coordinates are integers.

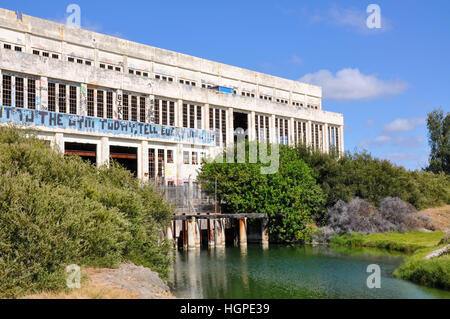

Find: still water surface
<box><xmin>169</xmin><ymin>245</ymin><xmax>450</xmax><ymax>299</ymax></box>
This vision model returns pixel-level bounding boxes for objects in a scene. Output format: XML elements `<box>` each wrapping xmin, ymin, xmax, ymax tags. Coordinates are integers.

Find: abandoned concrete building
<box><xmin>0</xmin><ymin>8</ymin><xmax>344</xmax><ymax>189</ymax></box>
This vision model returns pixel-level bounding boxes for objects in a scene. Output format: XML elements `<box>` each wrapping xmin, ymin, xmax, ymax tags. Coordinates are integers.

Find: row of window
<box><xmin>183</xmin><ymin>151</ymin><xmax>206</xmax><ymax>165</ymax></box>
<box><xmin>2</xmin><ymin>74</ymin><xmax>37</xmax><ymax>110</ymax></box>
<box><xmin>149</xmin><ymin>148</ymin><xmax>174</xmax><ymax>181</ymax></box>
<box><xmin>1</xmin><ymin>73</ymin><xmax>334</xmax><ymax>150</ymax></box>
<box><xmin>2</xmin><ymin>41</ymin><xmax>319</xmax><ymax>110</ymax></box>
<box><xmin>33</xmin><ymin>49</ymin><xmax>60</xmax><ymax>60</ymax></box>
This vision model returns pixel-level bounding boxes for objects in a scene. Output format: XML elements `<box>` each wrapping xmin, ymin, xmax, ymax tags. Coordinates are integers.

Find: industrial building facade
<box><xmin>0</xmin><ymin>9</ymin><xmax>344</xmax><ymax>186</ymax></box>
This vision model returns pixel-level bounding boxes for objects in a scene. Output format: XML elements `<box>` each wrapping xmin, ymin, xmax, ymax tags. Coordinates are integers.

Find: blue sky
<box><xmin>2</xmin><ymin>0</ymin><xmax>449</xmax><ymax>170</ymax></box>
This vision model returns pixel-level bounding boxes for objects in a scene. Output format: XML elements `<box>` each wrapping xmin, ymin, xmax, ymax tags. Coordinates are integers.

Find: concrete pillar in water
<box><xmin>239</xmin><ymin>218</ymin><xmax>248</xmax><ymax>247</ymax></box>
<box><xmin>215</xmin><ymin>219</ymin><xmax>225</xmax><ymax>248</ymax></box>
<box><xmin>261</xmin><ymin>218</ymin><xmax>269</xmax><ymax>249</ymax></box>
<box><xmin>194</xmin><ymin>219</ymin><xmax>201</xmax><ymax>249</ymax></box>
<box><xmin>182</xmin><ymin>220</ymin><xmax>188</xmax><ymax>251</ymax></box>
<box><xmin>187</xmin><ymin>217</ymin><xmax>196</xmax><ymax>250</ymax></box>
<box><xmin>172</xmin><ymin>220</ymin><xmax>178</xmax><ymax>249</ymax></box>
<box><xmin>208</xmin><ymin>218</ymin><xmax>215</xmax><ymax>248</ymax></box>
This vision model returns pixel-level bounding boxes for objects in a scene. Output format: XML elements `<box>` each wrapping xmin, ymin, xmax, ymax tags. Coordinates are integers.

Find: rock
<box><xmin>88</xmin><ymin>263</ymin><xmax>174</xmax><ymax>299</ymax></box>
<box><xmin>425</xmin><ymin>244</ymin><xmax>450</xmax><ymax>260</ymax></box>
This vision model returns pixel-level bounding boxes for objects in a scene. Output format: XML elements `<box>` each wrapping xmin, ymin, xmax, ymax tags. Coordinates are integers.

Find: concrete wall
<box><xmin>0</xmin><ymin>8</ymin><xmax>345</xmax><ymax>184</ymax></box>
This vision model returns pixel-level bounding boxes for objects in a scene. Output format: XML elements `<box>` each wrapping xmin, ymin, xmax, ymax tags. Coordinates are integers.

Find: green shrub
<box><xmin>295</xmin><ymin>145</ymin><xmax>450</xmax><ymax>212</ymax></box>
<box><xmin>198</xmin><ymin>143</ymin><xmax>325</xmax><ymax>244</ymax></box>
<box><xmin>0</xmin><ymin>126</ymin><xmax>173</xmax><ymax>298</ymax></box>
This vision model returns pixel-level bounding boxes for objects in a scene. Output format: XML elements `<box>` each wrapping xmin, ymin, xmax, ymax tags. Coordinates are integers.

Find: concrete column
<box><xmin>173</xmin><ymin>220</ymin><xmax>178</xmax><ymax>249</ymax></box>
<box><xmin>324</xmin><ymin>123</ymin><xmax>329</xmax><ymax>154</ymax></box>
<box><xmin>215</xmin><ymin>219</ymin><xmax>225</xmax><ymax>248</ymax></box>
<box><xmin>289</xmin><ymin>117</ymin><xmax>295</xmax><ymax>146</ymax></box>
<box><xmin>249</xmin><ymin>111</ymin><xmax>256</xmax><ymax>141</ymax></box>
<box><xmin>340</xmin><ymin>125</ymin><xmax>345</xmax><ymax>156</ymax></box>
<box><xmin>270</xmin><ymin>114</ymin><xmax>276</xmax><ymax>144</ymax></box>
<box><xmin>205</xmin><ymin>103</ymin><xmax>210</xmax><ymax>130</ymax></box>
<box><xmin>207</xmin><ymin>218</ymin><xmax>215</xmax><ymax>248</ymax></box>
<box><xmin>140</xmin><ymin>140</ymin><xmax>149</xmax><ymax>182</ymax></box>
<box><xmin>307</xmin><ymin>120</ymin><xmax>312</xmax><ymax>147</ymax></box>
<box><xmin>39</xmin><ymin>76</ymin><xmax>48</xmax><ymax>111</ymax></box>
<box><xmin>97</xmin><ymin>136</ymin><xmax>110</xmax><ymax>167</ymax></box>
<box><xmin>53</xmin><ymin>133</ymin><xmax>64</xmax><ymax>154</ymax></box>
<box><xmin>261</xmin><ymin>219</ymin><xmax>269</xmax><ymax>249</ymax></box>
<box><xmin>182</xmin><ymin>220</ymin><xmax>188</xmax><ymax>250</ymax></box>
<box><xmin>227</xmin><ymin>107</ymin><xmax>234</xmax><ymax>147</ymax></box>
<box><xmin>116</xmin><ymin>89</ymin><xmax>123</xmax><ymax>120</ymax></box>
<box><xmin>177</xmin><ymin>99</ymin><xmax>183</xmax><ymax>127</ymax></box>
<box><xmin>239</xmin><ymin>218</ymin><xmax>247</xmax><ymax>247</ymax></box>
<box><xmin>80</xmin><ymin>83</ymin><xmax>87</xmax><ymax>116</ymax></box>
<box><xmin>187</xmin><ymin>217</ymin><xmax>197</xmax><ymax>250</ymax></box>
<box><xmin>194</xmin><ymin>219</ymin><xmax>201</xmax><ymax>249</ymax></box>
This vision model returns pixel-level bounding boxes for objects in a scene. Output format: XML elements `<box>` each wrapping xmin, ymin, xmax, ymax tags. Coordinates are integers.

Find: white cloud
<box><xmin>383</xmin><ymin>118</ymin><xmax>426</xmax><ymax>133</ymax></box>
<box><xmin>365</xmin><ymin>119</ymin><xmax>375</xmax><ymax>126</ymax></box>
<box><xmin>300</xmin><ymin>68</ymin><xmax>408</xmax><ymax>101</ymax></box>
<box><xmin>391</xmin><ymin>136</ymin><xmax>423</xmax><ymax>148</ymax></box>
<box><xmin>384</xmin><ymin>152</ymin><xmax>418</xmax><ymax>163</ymax></box>
<box><xmin>358</xmin><ymin>135</ymin><xmax>391</xmax><ymax>148</ymax></box>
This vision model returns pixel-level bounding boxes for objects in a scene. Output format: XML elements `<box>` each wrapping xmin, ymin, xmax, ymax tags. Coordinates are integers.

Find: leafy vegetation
<box><xmin>198</xmin><ymin>143</ymin><xmax>325</xmax><ymax>244</ymax></box>
<box><xmin>0</xmin><ymin>126</ymin><xmax>173</xmax><ymax>298</ymax></box>
<box><xmin>329</xmin><ymin>231</ymin><xmax>444</xmax><ymax>253</ymax></box>
<box><xmin>394</xmin><ymin>245</ymin><xmax>450</xmax><ymax>290</ymax></box>
<box><xmin>295</xmin><ymin>145</ymin><xmax>450</xmax><ymax>221</ymax></box>
<box><xmin>426</xmin><ymin>108</ymin><xmax>450</xmax><ymax>174</ymax></box>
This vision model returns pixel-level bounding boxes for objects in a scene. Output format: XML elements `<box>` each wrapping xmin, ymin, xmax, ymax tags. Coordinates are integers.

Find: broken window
<box><xmin>27</xmin><ymin>79</ymin><xmax>36</xmax><ymax>109</ymax></box>
<box><xmin>97</xmin><ymin>90</ymin><xmax>104</xmax><ymax>118</ymax></box>
<box><xmin>2</xmin><ymin>75</ymin><xmax>12</xmax><ymax>106</ymax></box>
<box><xmin>48</xmin><ymin>82</ymin><xmax>56</xmax><ymax>112</ymax></box>
<box><xmin>87</xmin><ymin>89</ymin><xmax>94</xmax><ymax>117</ymax></box>
<box><xmin>15</xmin><ymin>77</ymin><xmax>24</xmax><ymax>108</ymax></box>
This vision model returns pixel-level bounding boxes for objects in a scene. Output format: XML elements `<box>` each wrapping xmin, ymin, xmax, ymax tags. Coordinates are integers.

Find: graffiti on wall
<box><xmin>0</xmin><ymin>106</ymin><xmax>216</xmax><ymax>145</ymax></box>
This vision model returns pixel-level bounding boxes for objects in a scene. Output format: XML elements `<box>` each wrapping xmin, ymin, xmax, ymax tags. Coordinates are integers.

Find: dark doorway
<box><xmin>233</xmin><ymin>111</ymin><xmax>249</xmax><ymax>143</ymax></box>
<box><xmin>110</xmin><ymin>145</ymin><xmax>138</xmax><ymax>176</ymax></box>
<box><xmin>64</xmin><ymin>142</ymin><xmax>96</xmax><ymax>165</ymax></box>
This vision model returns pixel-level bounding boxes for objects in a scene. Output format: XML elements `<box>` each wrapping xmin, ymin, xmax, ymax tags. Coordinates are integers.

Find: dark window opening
<box><xmin>65</xmin><ymin>142</ymin><xmax>96</xmax><ymax>165</ymax></box>
<box><xmin>110</xmin><ymin>146</ymin><xmax>138</xmax><ymax>177</ymax></box>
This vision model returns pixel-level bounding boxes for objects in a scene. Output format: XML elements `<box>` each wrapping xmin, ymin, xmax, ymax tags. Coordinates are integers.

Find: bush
<box><xmin>326</xmin><ymin>198</ymin><xmax>395</xmax><ymax>235</ymax></box>
<box><xmin>198</xmin><ymin>142</ymin><xmax>325</xmax><ymax>244</ymax></box>
<box><xmin>378</xmin><ymin>197</ymin><xmax>434</xmax><ymax>232</ymax></box>
<box><xmin>295</xmin><ymin>145</ymin><xmax>450</xmax><ymax>213</ymax></box>
<box><xmin>0</xmin><ymin>127</ymin><xmax>173</xmax><ymax>298</ymax></box>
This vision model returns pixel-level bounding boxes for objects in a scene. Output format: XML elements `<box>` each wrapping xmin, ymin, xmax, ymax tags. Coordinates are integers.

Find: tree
<box><xmin>198</xmin><ymin>142</ymin><xmax>325</xmax><ymax>244</ymax></box>
<box><xmin>426</xmin><ymin>108</ymin><xmax>450</xmax><ymax>174</ymax></box>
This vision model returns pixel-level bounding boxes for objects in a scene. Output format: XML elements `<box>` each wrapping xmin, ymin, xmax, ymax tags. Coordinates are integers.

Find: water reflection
<box><xmin>168</xmin><ymin>245</ymin><xmax>450</xmax><ymax>299</ymax></box>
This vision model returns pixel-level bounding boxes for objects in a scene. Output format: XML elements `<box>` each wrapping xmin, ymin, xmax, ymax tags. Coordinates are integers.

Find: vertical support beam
<box><xmin>187</xmin><ymin>217</ymin><xmax>197</xmax><ymax>250</ymax></box>
<box><xmin>173</xmin><ymin>220</ymin><xmax>178</xmax><ymax>249</ymax></box>
<box><xmin>53</xmin><ymin>133</ymin><xmax>64</xmax><ymax>154</ymax></box>
<box><xmin>270</xmin><ymin>114</ymin><xmax>276</xmax><ymax>144</ymax></box>
<box><xmin>249</xmin><ymin>111</ymin><xmax>256</xmax><ymax>142</ymax></box>
<box><xmin>289</xmin><ymin>117</ymin><xmax>295</xmax><ymax>147</ymax></box>
<box><xmin>97</xmin><ymin>136</ymin><xmax>110</xmax><ymax>167</ymax></box>
<box><xmin>140</xmin><ymin>140</ymin><xmax>149</xmax><ymax>182</ymax></box>
<box><xmin>239</xmin><ymin>218</ymin><xmax>248</xmax><ymax>247</ymax></box>
<box><xmin>307</xmin><ymin>120</ymin><xmax>312</xmax><ymax>147</ymax></box>
<box><xmin>182</xmin><ymin>219</ymin><xmax>188</xmax><ymax>250</ymax></box>
<box><xmin>80</xmin><ymin>83</ymin><xmax>87</xmax><ymax>116</ymax></box>
<box><xmin>215</xmin><ymin>218</ymin><xmax>225</xmax><ymax>248</ymax></box>
<box><xmin>205</xmin><ymin>103</ymin><xmax>210</xmax><ymax>130</ymax></box>
<box><xmin>207</xmin><ymin>218</ymin><xmax>215</xmax><ymax>248</ymax></box>
<box><xmin>39</xmin><ymin>76</ymin><xmax>48</xmax><ymax>111</ymax></box>
<box><xmin>324</xmin><ymin>123</ymin><xmax>329</xmax><ymax>154</ymax></box>
<box><xmin>194</xmin><ymin>218</ymin><xmax>201</xmax><ymax>249</ymax></box>
<box><xmin>261</xmin><ymin>219</ymin><xmax>269</xmax><ymax>249</ymax></box>
<box><xmin>227</xmin><ymin>107</ymin><xmax>234</xmax><ymax>147</ymax></box>
<box><xmin>340</xmin><ymin>125</ymin><xmax>345</xmax><ymax>156</ymax></box>
<box><xmin>177</xmin><ymin>99</ymin><xmax>183</xmax><ymax>127</ymax></box>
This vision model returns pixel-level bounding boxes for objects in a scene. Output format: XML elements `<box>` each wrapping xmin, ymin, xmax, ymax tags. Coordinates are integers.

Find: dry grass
<box><xmin>421</xmin><ymin>205</ymin><xmax>450</xmax><ymax>231</ymax></box>
<box><xmin>23</xmin><ymin>268</ymin><xmax>139</xmax><ymax>299</ymax></box>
